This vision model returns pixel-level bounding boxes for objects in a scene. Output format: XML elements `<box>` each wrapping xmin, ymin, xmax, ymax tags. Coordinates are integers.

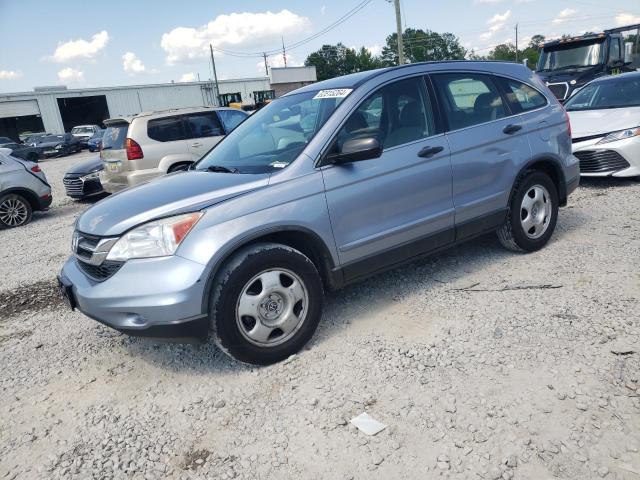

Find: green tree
<box><xmin>305</xmin><ymin>43</ymin><xmax>383</xmax><ymax>81</ymax></box>
<box><xmin>381</xmin><ymin>28</ymin><xmax>466</xmax><ymax>65</ymax></box>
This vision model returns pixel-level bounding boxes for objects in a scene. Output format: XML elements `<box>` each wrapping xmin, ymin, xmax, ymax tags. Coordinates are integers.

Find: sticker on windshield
<box><xmin>313</xmin><ymin>89</ymin><xmax>353</xmax><ymax>99</ymax></box>
<box><xmin>271</xmin><ymin>161</ymin><xmax>288</xmax><ymax>169</ymax></box>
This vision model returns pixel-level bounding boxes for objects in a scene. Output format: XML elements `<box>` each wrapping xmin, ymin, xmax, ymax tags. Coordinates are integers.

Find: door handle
<box><xmin>417</xmin><ymin>145</ymin><xmax>444</xmax><ymax>158</ymax></box>
<box><xmin>503</xmin><ymin>124</ymin><xmax>522</xmax><ymax>134</ymax></box>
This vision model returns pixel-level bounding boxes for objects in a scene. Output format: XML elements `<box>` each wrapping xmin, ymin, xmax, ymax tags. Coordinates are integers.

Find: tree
<box><xmin>381</xmin><ymin>28</ymin><xmax>466</xmax><ymax>65</ymax></box>
<box><xmin>305</xmin><ymin>43</ymin><xmax>383</xmax><ymax>81</ymax></box>
<box><xmin>486</xmin><ymin>35</ymin><xmax>546</xmax><ymax>69</ymax></box>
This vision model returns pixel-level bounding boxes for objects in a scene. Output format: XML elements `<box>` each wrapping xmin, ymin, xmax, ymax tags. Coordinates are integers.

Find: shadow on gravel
<box><xmin>578</xmin><ymin>177</ymin><xmax>640</xmax><ymax>190</ymax></box>
<box><xmin>0</xmin><ymin>278</ymin><xmax>64</xmax><ymax>320</ymax></box>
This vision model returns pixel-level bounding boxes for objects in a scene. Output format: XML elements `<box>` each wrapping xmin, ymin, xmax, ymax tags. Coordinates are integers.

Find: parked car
<box><xmin>63</xmin><ymin>156</ymin><xmax>105</xmax><ymax>199</ymax></box>
<box><xmin>87</xmin><ymin>129</ymin><xmax>105</xmax><ymax>152</ymax></box>
<box><xmin>71</xmin><ymin>125</ymin><xmax>102</xmax><ymax>148</ymax></box>
<box><xmin>99</xmin><ymin>106</ymin><xmax>249</xmax><ymax>193</ymax></box>
<box><xmin>0</xmin><ymin>137</ymin><xmax>15</xmax><ymax>146</ymax></box>
<box><xmin>0</xmin><ymin>148</ymin><xmax>51</xmax><ymax>229</ymax></box>
<box><xmin>566</xmin><ymin>71</ymin><xmax>640</xmax><ymax>177</ymax></box>
<box><xmin>1</xmin><ymin>142</ymin><xmax>44</xmax><ymax>162</ymax></box>
<box><xmin>24</xmin><ymin>133</ymin><xmax>51</xmax><ymax>146</ymax></box>
<box><xmin>59</xmin><ymin>62</ymin><xmax>579</xmax><ymax>365</ymax></box>
<box><xmin>36</xmin><ymin>133</ymin><xmax>82</xmax><ymax>158</ymax></box>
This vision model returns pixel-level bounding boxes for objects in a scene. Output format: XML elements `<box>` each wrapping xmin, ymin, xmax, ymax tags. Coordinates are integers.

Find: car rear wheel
<box><xmin>210</xmin><ymin>243</ymin><xmax>323</xmax><ymax>365</ymax></box>
<box><xmin>497</xmin><ymin>171</ymin><xmax>558</xmax><ymax>252</ymax></box>
<box><xmin>0</xmin><ymin>193</ymin><xmax>33</xmax><ymax>229</ymax></box>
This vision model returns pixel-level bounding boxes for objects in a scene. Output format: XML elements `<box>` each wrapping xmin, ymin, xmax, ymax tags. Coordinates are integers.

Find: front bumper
<box><xmin>63</xmin><ymin>174</ymin><xmax>105</xmax><ymax>198</ymax></box>
<box><xmin>573</xmin><ymin>136</ymin><xmax>640</xmax><ymax>177</ymax></box>
<box><xmin>99</xmin><ymin>167</ymin><xmax>162</xmax><ymax>194</ymax></box>
<box><xmin>59</xmin><ymin>255</ymin><xmax>210</xmax><ymax>342</ymax></box>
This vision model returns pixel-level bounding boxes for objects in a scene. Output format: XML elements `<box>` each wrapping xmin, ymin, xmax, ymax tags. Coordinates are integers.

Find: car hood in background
<box><xmin>38</xmin><ymin>140</ymin><xmax>63</xmax><ymax>148</ymax></box>
<box><xmin>66</xmin><ymin>156</ymin><xmax>104</xmax><ymax>175</ymax></box>
<box><xmin>76</xmin><ymin>171</ymin><xmax>270</xmax><ymax>236</ymax></box>
<box><xmin>568</xmin><ymin>106</ymin><xmax>640</xmax><ymax>137</ymax></box>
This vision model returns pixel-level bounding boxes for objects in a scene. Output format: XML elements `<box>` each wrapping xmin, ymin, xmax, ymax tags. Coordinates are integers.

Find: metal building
<box><xmin>0</xmin><ymin>77</ymin><xmax>270</xmax><ymax>140</ymax></box>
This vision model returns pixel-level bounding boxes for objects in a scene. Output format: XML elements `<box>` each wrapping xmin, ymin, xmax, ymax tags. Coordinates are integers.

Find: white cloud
<box><xmin>480</xmin><ymin>10</ymin><xmax>511</xmax><ymax>40</ymax></box>
<box><xmin>161</xmin><ymin>10</ymin><xmax>310</xmax><ymax>64</ymax></box>
<box><xmin>57</xmin><ymin>67</ymin><xmax>84</xmax><ymax>83</ymax></box>
<box><xmin>51</xmin><ymin>30</ymin><xmax>109</xmax><ymax>63</ymax></box>
<box><xmin>616</xmin><ymin>13</ymin><xmax>640</xmax><ymax>26</ymax></box>
<box><xmin>0</xmin><ymin>70</ymin><xmax>22</xmax><ymax>80</ymax></box>
<box><xmin>321</xmin><ymin>5</ymin><xmax>326</xmax><ymax>15</ymax></box>
<box><xmin>122</xmin><ymin>52</ymin><xmax>146</xmax><ymax>74</ymax></box>
<box><xmin>552</xmin><ymin>8</ymin><xmax>576</xmax><ymax>25</ymax></box>
<box><xmin>179</xmin><ymin>72</ymin><xmax>197</xmax><ymax>82</ymax></box>
<box><xmin>366</xmin><ymin>44</ymin><xmax>382</xmax><ymax>56</ymax></box>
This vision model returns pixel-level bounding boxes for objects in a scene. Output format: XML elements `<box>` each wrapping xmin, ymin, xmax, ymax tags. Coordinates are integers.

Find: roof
<box><xmin>586</xmin><ymin>70</ymin><xmax>640</xmax><ymax>85</ymax></box>
<box><xmin>104</xmin><ymin>105</ymin><xmax>241</xmax><ymax>124</ymax></box>
<box><xmin>541</xmin><ymin>33</ymin><xmax>607</xmax><ymax>48</ymax></box>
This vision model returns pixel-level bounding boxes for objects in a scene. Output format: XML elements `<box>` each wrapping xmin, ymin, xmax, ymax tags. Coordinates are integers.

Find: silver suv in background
<box><xmin>100</xmin><ymin>107</ymin><xmax>248</xmax><ymax>193</ymax></box>
<box><xmin>59</xmin><ymin>62</ymin><xmax>579</xmax><ymax>365</ymax></box>
<box><xmin>0</xmin><ymin>148</ymin><xmax>52</xmax><ymax>229</ymax></box>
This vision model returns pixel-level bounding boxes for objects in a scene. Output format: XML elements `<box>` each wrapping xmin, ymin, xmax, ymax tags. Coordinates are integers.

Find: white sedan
<box><xmin>566</xmin><ymin>72</ymin><xmax>640</xmax><ymax>177</ymax></box>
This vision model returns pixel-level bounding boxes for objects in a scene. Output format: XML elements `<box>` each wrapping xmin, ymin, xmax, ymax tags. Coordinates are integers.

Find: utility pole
<box><xmin>263</xmin><ymin>52</ymin><xmax>269</xmax><ymax>76</ymax></box>
<box><xmin>209</xmin><ymin>44</ymin><xmax>220</xmax><ymax>106</ymax></box>
<box><xmin>515</xmin><ymin>23</ymin><xmax>519</xmax><ymax>62</ymax></box>
<box><xmin>282</xmin><ymin>37</ymin><xmax>287</xmax><ymax>67</ymax></box>
<box><xmin>393</xmin><ymin>0</ymin><xmax>405</xmax><ymax>65</ymax></box>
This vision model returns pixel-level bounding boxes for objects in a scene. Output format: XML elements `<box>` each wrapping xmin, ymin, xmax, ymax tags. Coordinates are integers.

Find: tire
<box><xmin>497</xmin><ymin>171</ymin><xmax>559</xmax><ymax>252</ymax></box>
<box><xmin>168</xmin><ymin>162</ymin><xmax>191</xmax><ymax>173</ymax></box>
<box><xmin>210</xmin><ymin>243</ymin><xmax>324</xmax><ymax>365</ymax></box>
<box><xmin>0</xmin><ymin>193</ymin><xmax>33</xmax><ymax>229</ymax></box>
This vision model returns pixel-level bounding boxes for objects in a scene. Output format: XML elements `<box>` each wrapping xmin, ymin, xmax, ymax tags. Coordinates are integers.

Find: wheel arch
<box><xmin>200</xmin><ymin>226</ymin><xmax>341</xmax><ymax>316</ymax></box>
<box><xmin>513</xmin><ymin>156</ymin><xmax>567</xmax><ymax>206</ymax></box>
<box><xmin>0</xmin><ymin>187</ymin><xmax>40</xmax><ymax>211</ymax></box>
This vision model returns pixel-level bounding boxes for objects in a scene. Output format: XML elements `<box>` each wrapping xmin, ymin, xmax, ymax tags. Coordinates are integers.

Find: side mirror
<box><xmin>328</xmin><ymin>137</ymin><xmax>382</xmax><ymax>165</ymax></box>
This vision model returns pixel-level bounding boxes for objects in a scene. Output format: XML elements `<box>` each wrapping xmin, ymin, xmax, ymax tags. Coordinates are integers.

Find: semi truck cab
<box><xmin>536</xmin><ymin>24</ymin><xmax>639</xmax><ymax>101</ymax></box>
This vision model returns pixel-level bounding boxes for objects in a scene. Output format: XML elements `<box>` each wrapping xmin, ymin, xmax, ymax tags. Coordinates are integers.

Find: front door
<box><xmin>321</xmin><ymin>76</ymin><xmax>454</xmax><ymax>279</ymax></box>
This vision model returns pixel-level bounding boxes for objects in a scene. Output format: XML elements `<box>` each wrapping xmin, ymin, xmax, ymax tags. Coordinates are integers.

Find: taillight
<box><xmin>31</xmin><ymin>165</ymin><xmax>41</xmax><ymax>173</ymax></box>
<box><xmin>126</xmin><ymin>138</ymin><xmax>143</xmax><ymax>160</ymax></box>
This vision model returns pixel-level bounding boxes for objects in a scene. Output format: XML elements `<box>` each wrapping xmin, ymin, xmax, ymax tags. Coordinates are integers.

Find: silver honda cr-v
<box><xmin>59</xmin><ymin>61</ymin><xmax>579</xmax><ymax>365</ymax></box>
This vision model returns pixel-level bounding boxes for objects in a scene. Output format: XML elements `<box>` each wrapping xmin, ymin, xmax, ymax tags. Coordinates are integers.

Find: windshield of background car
<box><xmin>565</xmin><ymin>76</ymin><xmax>640</xmax><ymax>111</ymax></box>
<box><xmin>102</xmin><ymin>124</ymin><xmax>128</xmax><ymax>150</ymax></box>
<box><xmin>538</xmin><ymin>40</ymin><xmax>604</xmax><ymax>70</ymax></box>
<box><xmin>42</xmin><ymin>135</ymin><xmax>64</xmax><ymax>142</ymax></box>
<box><xmin>71</xmin><ymin>127</ymin><xmax>94</xmax><ymax>134</ymax></box>
<box><xmin>194</xmin><ymin>90</ymin><xmax>350</xmax><ymax>174</ymax></box>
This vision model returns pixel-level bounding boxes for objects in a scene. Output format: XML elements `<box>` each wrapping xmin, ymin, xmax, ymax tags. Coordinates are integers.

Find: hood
<box><xmin>536</xmin><ymin>66</ymin><xmax>599</xmax><ymax>85</ymax></box>
<box><xmin>568</xmin><ymin>106</ymin><xmax>640</xmax><ymax>137</ymax></box>
<box><xmin>38</xmin><ymin>140</ymin><xmax>62</xmax><ymax>148</ymax></box>
<box><xmin>76</xmin><ymin>170</ymin><xmax>270</xmax><ymax>236</ymax></box>
<box><xmin>65</xmin><ymin>156</ymin><xmax>103</xmax><ymax>175</ymax></box>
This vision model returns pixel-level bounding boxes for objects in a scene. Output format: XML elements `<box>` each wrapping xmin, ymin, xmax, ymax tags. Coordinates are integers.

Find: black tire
<box><xmin>168</xmin><ymin>162</ymin><xmax>191</xmax><ymax>173</ymax></box>
<box><xmin>210</xmin><ymin>243</ymin><xmax>324</xmax><ymax>365</ymax></box>
<box><xmin>0</xmin><ymin>193</ymin><xmax>33</xmax><ymax>229</ymax></box>
<box><xmin>497</xmin><ymin>171</ymin><xmax>559</xmax><ymax>252</ymax></box>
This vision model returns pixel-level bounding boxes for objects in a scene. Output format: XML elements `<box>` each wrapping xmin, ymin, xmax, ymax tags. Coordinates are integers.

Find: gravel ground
<box><xmin>1</xmin><ymin>152</ymin><xmax>639</xmax><ymax>480</ymax></box>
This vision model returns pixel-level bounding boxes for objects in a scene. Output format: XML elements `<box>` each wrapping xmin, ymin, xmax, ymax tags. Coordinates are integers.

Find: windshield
<box><xmin>71</xmin><ymin>127</ymin><xmax>94</xmax><ymax>134</ymax></box>
<box><xmin>565</xmin><ymin>75</ymin><xmax>640</xmax><ymax>111</ymax></box>
<box><xmin>195</xmin><ymin>90</ymin><xmax>349</xmax><ymax>174</ymax></box>
<box><xmin>41</xmin><ymin>135</ymin><xmax>64</xmax><ymax>142</ymax></box>
<box><xmin>538</xmin><ymin>40</ymin><xmax>604</xmax><ymax>71</ymax></box>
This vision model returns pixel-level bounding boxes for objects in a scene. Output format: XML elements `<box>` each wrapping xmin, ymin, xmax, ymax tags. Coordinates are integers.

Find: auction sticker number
<box><xmin>313</xmin><ymin>89</ymin><xmax>353</xmax><ymax>99</ymax></box>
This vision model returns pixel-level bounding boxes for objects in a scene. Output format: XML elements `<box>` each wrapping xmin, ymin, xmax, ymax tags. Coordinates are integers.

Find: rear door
<box><xmin>321</xmin><ymin>75</ymin><xmax>454</xmax><ymax>277</ymax></box>
<box><xmin>183</xmin><ymin>111</ymin><xmax>225</xmax><ymax>161</ymax></box>
<box><xmin>431</xmin><ymin>72</ymin><xmax>531</xmax><ymax>237</ymax></box>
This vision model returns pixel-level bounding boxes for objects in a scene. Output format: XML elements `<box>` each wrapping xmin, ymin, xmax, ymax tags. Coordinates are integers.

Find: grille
<box><xmin>63</xmin><ymin>176</ymin><xmax>84</xmax><ymax>196</ymax></box>
<box><xmin>77</xmin><ymin>259</ymin><xmax>123</xmax><ymax>281</ymax></box>
<box><xmin>547</xmin><ymin>83</ymin><xmax>568</xmax><ymax>100</ymax></box>
<box><xmin>574</xmin><ymin>150</ymin><xmax>630</xmax><ymax>174</ymax></box>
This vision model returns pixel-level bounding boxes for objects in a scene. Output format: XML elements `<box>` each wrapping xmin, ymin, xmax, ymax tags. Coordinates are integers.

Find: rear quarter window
<box><xmin>497</xmin><ymin>77</ymin><xmax>547</xmax><ymax>113</ymax></box>
<box><xmin>147</xmin><ymin>116</ymin><xmax>186</xmax><ymax>142</ymax></box>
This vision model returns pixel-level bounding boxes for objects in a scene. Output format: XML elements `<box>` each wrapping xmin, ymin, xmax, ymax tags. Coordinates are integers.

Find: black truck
<box><xmin>536</xmin><ymin>24</ymin><xmax>640</xmax><ymax>101</ymax></box>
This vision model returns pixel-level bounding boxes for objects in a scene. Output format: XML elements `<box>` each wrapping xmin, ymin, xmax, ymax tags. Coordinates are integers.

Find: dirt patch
<box><xmin>0</xmin><ymin>279</ymin><xmax>64</xmax><ymax>320</ymax></box>
<box><xmin>182</xmin><ymin>449</ymin><xmax>211</xmax><ymax>470</ymax></box>
<box><xmin>0</xmin><ymin>329</ymin><xmax>33</xmax><ymax>344</ymax></box>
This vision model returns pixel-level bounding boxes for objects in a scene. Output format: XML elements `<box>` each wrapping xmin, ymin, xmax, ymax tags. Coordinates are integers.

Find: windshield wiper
<box><xmin>206</xmin><ymin>165</ymin><xmax>239</xmax><ymax>173</ymax></box>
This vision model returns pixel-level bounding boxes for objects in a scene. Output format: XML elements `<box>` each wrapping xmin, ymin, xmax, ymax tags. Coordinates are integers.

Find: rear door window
<box><xmin>103</xmin><ymin>124</ymin><xmax>128</xmax><ymax>150</ymax></box>
<box><xmin>432</xmin><ymin>73</ymin><xmax>506</xmax><ymax>130</ymax></box>
<box><xmin>147</xmin><ymin>116</ymin><xmax>187</xmax><ymax>142</ymax></box>
<box><xmin>183</xmin><ymin>112</ymin><xmax>224</xmax><ymax>138</ymax></box>
<box><xmin>496</xmin><ymin>77</ymin><xmax>547</xmax><ymax>113</ymax></box>
<box><xmin>217</xmin><ymin>110</ymin><xmax>248</xmax><ymax>133</ymax></box>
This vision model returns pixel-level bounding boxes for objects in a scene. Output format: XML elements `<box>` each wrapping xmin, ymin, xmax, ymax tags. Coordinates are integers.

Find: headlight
<box><xmin>80</xmin><ymin>171</ymin><xmax>100</xmax><ymax>181</ymax></box>
<box><xmin>55</xmin><ymin>144</ymin><xmax>62</xmax><ymax>149</ymax></box>
<box><xmin>106</xmin><ymin>212</ymin><xmax>203</xmax><ymax>261</ymax></box>
<box><xmin>597</xmin><ymin>127</ymin><xmax>640</xmax><ymax>144</ymax></box>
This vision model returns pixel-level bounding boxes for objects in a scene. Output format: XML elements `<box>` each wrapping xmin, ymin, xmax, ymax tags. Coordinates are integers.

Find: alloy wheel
<box><xmin>520</xmin><ymin>184</ymin><xmax>552</xmax><ymax>239</ymax></box>
<box><xmin>0</xmin><ymin>197</ymin><xmax>29</xmax><ymax>227</ymax></box>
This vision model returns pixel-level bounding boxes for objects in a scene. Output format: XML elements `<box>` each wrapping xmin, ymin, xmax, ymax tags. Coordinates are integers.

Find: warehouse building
<box><xmin>0</xmin><ymin>66</ymin><xmax>316</xmax><ymax>141</ymax></box>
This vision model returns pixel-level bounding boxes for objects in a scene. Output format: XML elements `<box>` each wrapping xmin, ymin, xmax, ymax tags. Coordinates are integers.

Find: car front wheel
<box><xmin>0</xmin><ymin>193</ymin><xmax>33</xmax><ymax>229</ymax></box>
<box><xmin>210</xmin><ymin>243</ymin><xmax>324</xmax><ymax>365</ymax></box>
<box><xmin>497</xmin><ymin>171</ymin><xmax>558</xmax><ymax>252</ymax></box>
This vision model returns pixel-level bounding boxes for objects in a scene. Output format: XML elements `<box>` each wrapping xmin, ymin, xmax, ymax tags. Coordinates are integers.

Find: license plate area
<box><xmin>107</xmin><ymin>161</ymin><xmax>121</xmax><ymax>173</ymax></box>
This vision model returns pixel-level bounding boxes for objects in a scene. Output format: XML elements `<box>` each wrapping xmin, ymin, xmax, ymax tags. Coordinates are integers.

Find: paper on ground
<box><xmin>350</xmin><ymin>412</ymin><xmax>387</xmax><ymax>435</ymax></box>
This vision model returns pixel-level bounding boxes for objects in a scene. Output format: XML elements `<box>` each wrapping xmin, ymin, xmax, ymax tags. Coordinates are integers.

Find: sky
<box><xmin>0</xmin><ymin>0</ymin><xmax>639</xmax><ymax>93</ymax></box>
